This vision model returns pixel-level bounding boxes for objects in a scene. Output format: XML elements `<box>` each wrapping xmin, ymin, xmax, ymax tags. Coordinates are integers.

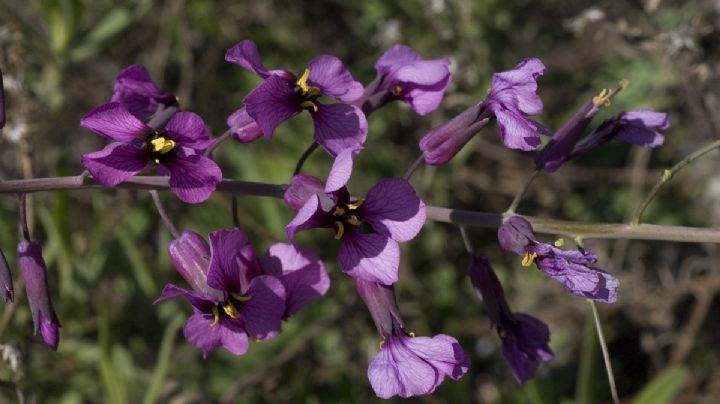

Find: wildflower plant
<box><xmin>4</xmin><ymin>34</ymin><xmax>717</xmax><ymax>403</ymax></box>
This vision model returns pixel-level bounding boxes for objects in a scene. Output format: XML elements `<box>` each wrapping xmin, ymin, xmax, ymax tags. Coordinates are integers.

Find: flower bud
<box><xmin>17</xmin><ymin>240</ymin><xmax>60</xmax><ymax>350</ymax></box>
<box><xmin>0</xmin><ymin>249</ymin><xmax>13</xmax><ymax>302</ymax></box>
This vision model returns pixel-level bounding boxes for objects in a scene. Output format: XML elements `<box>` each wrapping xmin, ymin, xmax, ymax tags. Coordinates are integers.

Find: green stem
<box><xmin>631</xmin><ymin>138</ymin><xmax>720</xmax><ymax>225</ymax></box>
<box><xmin>589</xmin><ymin>300</ymin><xmax>620</xmax><ymax>404</ymax></box>
<box><xmin>506</xmin><ymin>170</ymin><xmax>540</xmax><ymax>214</ymax></box>
<box><xmin>142</xmin><ymin>315</ymin><xmax>184</xmax><ymax>404</ymax></box>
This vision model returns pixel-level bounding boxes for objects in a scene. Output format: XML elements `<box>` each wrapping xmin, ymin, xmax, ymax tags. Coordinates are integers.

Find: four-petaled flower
<box><xmin>225</xmin><ymin>39</ymin><xmax>367</xmax><ymax>157</ymax></box>
<box><xmin>80</xmin><ymin>103</ymin><xmax>222</xmax><ymax>203</ymax></box>
<box><xmin>285</xmin><ymin>175</ymin><xmax>426</xmax><ymax>285</ymax></box>
<box><xmin>469</xmin><ymin>254</ymin><xmax>553</xmax><ymax>383</ymax></box>
<box><xmin>420</xmin><ymin>58</ymin><xmax>546</xmax><ymax>165</ymax></box>
<box><xmin>111</xmin><ymin>64</ymin><xmax>178</xmax><ymax>121</ymax></box>
<box><xmin>357</xmin><ymin>279</ymin><xmax>469</xmax><ymax>398</ymax></box>
<box><xmin>157</xmin><ymin>229</ymin><xmax>329</xmax><ymax>357</ymax></box>
<box><xmin>498</xmin><ymin>216</ymin><xmax>619</xmax><ymax>303</ymax></box>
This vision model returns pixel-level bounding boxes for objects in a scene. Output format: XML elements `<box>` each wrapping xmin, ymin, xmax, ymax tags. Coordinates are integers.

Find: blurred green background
<box><xmin>1</xmin><ymin>0</ymin><xmax>719</xmax><ymax>402</ymax></box>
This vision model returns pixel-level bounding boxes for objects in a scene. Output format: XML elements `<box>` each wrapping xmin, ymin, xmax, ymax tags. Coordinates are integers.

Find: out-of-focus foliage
<box><xmin>1</xmin><ymin>0</ymin><xmax>720</xmax><ymax>402</ymax></box>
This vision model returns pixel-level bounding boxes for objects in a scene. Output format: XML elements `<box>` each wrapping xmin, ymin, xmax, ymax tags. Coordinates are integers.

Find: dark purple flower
<box><xmin>225</xmin><ymin>40</ymin><xmax>367</xmax><ymax>156</ymax></box>
<box><xmin>285</xmin><ymin>176</ymin><xmax>426</xmax><ymax>285</ymax></box>
<box><xmin>80</xmin><ymin>103</ymin><xmax>222</xmax><ymax>204</ymax></box>
<box><xmin>366</xmin><ymin>44</ymin><xmax>451</xmax><ymax>115</ymax></box>
<box><xmin>420</xmin><ymin>58</ymin><xmax>546</xmax><ymax>165</ymax></box>
<box><xmin>469</xmin><ymin>255</ymin><xmax>553</xmax><ymax>383</ymax></box>
<box><xmin>111</xmin><ymin>64</ymin><xmax>178</xmax><ymax>120</ymax></box>
<box><xmin>498</xmin><ymin>216</ymin><xmax>618</xmax><ymax>303</ymax></box>
<box><xmin>357</xmin><ymin>279</ymin><xmax>469</xmax><ymax>398</ymax></box>
<box><xmin>0</xmin><ymin>249</ymin><xmax>13</xmax><ymax>302</ymax></box>
<box><xmin>157</xmin><ymin>229</ymin><xmax>328</xmax><ymax>357</ymax></box>
<box><xmin>17</xmin><ymin>241</ymin><xmax>60</xmax><ymax>350</ymax></box>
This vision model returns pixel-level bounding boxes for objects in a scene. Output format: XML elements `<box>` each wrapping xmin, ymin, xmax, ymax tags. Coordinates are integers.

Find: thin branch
<box><xmin>505</xmin><ymin>169</ymin><xmax>540</xmax><ymax>214</ymax></box>
<box><xmin>231</xmin><ymin>196</ymin><xmax>240</xmax><ymax>228</ymax></box>
<box><xmin>204</xmin><ymin>130</ymin><xmax>231</xmax><ymax>157</ymax></box>
<box><xmin>459</xmin><ymin>226</ymin><xmax>474</xmax><ymax>254</ymax></box>
<box><xmin>403</xmin><ymin>154</ymin><xmax>425</xmax><ymax>181</ymax></box>
<box><xmin>17</xmin><ymin>194</ymin><xmax>30</xmax><ymax>241</ymax></box>
<box><xmin>293</xmin><ymin>142</ymin><xmax>319</xmax><ymax>176</ymax></box>
<box><xmin>149</xmin><ymin>190</ymin><xmax>179</xmax><ymax>238</ymax></box>
<box><xmin>631</xmin><ymin>137</ymin><xmax>720</xmax><ymax>225</ymax></box>
<box><xmin>588</xmin><ymin>300</ymin><xmax>620</xmax><ymax>404</ymax></box>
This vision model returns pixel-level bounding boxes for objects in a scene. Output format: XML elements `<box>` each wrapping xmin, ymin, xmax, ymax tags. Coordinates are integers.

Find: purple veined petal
<box><xmin>112</xmin><ymin>64</ymin><xmax>176</xmax><ymax>119</ymax></box>
<box><xmin>338</xmin><ymin>231</ymin><xmax>399</xmax><ymax>285</ymax></box>
<box><xmin>239</xmin><ymin>275</ymin><xmax>286</xmax><ymax>340</ymax></box>
<box><xmin>312</xmin><ymin>103</ymin><xmax>368</xmax><ymax>157</ymax></box>
<box><xmin>491</xmin><ymin>106</ymin><xmax>542</xmax><ymax>151</ymax></box>
<box><xmin>613</xmin><ymin>125</ymin><xmax>665</xmax><ymax>148</ymax></box>
<box><xmin>284</xmin><ymin>175</ymin><xmax>326</xmax><ymax>212</ymax></box>
<box><xmin>163</xmin><ymin>153</ymin><xmax>222</xmax><ymax>204</ymax></box>
<box><xmin>206</xmin><ymin>229</ymin><xmax>251</xmax><ymax>295</ymax></box>
<box><xmin>403</xmin><ymin>334</ymin><xmax>470</xmax><ymax>382</ymax></box>
<box><xmin>399</xmin><ymin>74</ymin><xmax>451</xmax><ymax>116</ymax></box>
<box><xmin>468</xmin><ymin>254</ymin><xmax>515</xmax><ymax>326</ymax></box>
<box><xmin>243</xmin><ymin>74</ymin><xmax>300</xmax><ymax>137</ymax></box>
<box><xmin>80</xmin><ymin>102</ymin><xmax>151</xmax><ymax>142</ymax></box>
<box><xmin>490</xmin><ymin>57</ymin><xmax>545</xmax><ymax>116</ymax></box>
<box><xmin>227</xmin><ymin>107</ymin><xmax>264</xmax><ymax>143</ymax></box>
<box><xmin>260</xmin><ymin>243</ymin><xmax>329</xmax><ymax>318</ymax></box>
<box><xmin>325</xmin><ymin>147</ymin><xmax>361</xmax><ymax>193</ymax></box>
<box><xmin>39</xmin><ymin>316</ymin><xmax>60</xmax><ymax>350</ymax></box>
<box><xmin>500</xmin><ymin>313</ymin><xmax>553</xmax><ymax>383</ymax></box>
<box><xmin>497</xmin><ymin>216</ymin><xmax>536</xmax><ymax>255</ymax></box>
<box><xmin>167</xmin><ymin>231</ymin><xmax>221</xmax><ymax>298</ymax></box>
<box><xmin>165</xmin><ymin>111</ymin><xmax>214</xmax><ymax>151</ymax></box>
<box><xmin>224</xmin><ymin>40</ymin><xmax>272</xmax><ymax>79</ymax></box>
<box><xmin>183</xmin><ymin>310</ymin><xmax>250</xmax><ymax>358</ymax></box>
<box><xmin>81</xmin><ymin>142</ymin><xmax>150</xmax><ymax>187</ymax></box>
<box><xmin>155</xmin><ymin>283</ymin><xmax>217</xmax><ymax>312</ymax></box>
<box><xmin>419</xmin><ymin>103</ymin><xmax>486</xmax><ymax>166</ymax></box>
<box><xmin>355</xmin><ymin>279</ymin><xmax>404</xmax><ymax>338</ymax></box>
<box><xmin>285</xmin><ymin>194</ymin><xmax>334</xmax><ymax>243</ymax></box>
<box><xmin>375</xmin><ymin>44</ymin><xmax>421</xmax><ymax>74</ymax></box>
<box><xmin>368</xmin><ymin>336</ymin><xmax>440</xmax><ymax>398</ymax></box>
<box><xmin>306</xmin><ymin>55</ymin><xmax>364</xmax><ymax>103</ymax></box>
<box><xmin>534</xmin><ymin>99</ymin><xmax>599</xmax><ymax>172</ymax></box>
<box><xmin>392</xmin><ymin>58</ymin><xmax>451</xmax><ymax>87</ymax></box>
<box><xmin>536</xmin><ymin>258</ymin><xmax>618</xmax><ymax>303</ymax></box>
<box><xmin>360</xmin><ymin>178</ymin><xmax>426</xmax><ymax>242</ymax></box>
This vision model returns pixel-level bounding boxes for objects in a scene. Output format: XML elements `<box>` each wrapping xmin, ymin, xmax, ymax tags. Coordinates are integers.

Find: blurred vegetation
<box><xmin>1</xmin><ymin>0</ymin><xmax>720</xmax><ymax>402</ymax></box>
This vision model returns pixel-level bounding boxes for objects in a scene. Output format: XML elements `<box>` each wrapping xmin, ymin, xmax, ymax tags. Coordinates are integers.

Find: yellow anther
<box><xmin>521</xmin><ymin>252</ymin><xmax>538</xmax><ymax>267</ymax></box>
<box><xmin>333</xmin><ymin>207</ymin><xmax>346</xmax><ymax>217</ymax></box>
<box><xmin>392</xmin><ymin>84</ymin><xmax>403</xmax><ymax>96</ymax></box>
<box><xmin>296</xmin><ymin>69</ymin><xmax>321</xmax><ymax>97</ymax></box>
<box><xmin>150</xmin><ymin>136</ymin><xmax>176</xmax><ymax>154</ymax></box>
<box><xmin>211</xmin><ymin>306</ymin><xmax>220</xmax><ymax>327</ymax></box>
<box><xmin>347</xmin><ymin>215</ymin><xmax>362</xmax><ymax>226</ymax></box>
<box><xmin>379</xmin><ymin>339</ymin><xmax>385</xmax><ymax>349</ymax></box>
<box><xmin>554</xmin><ymin>238</ymin><xmax>565</xmax><ymax>247</ymax></box>
<box><xmin>346</xmin><ymin>198</ymin><xmax>364</xmax><ymax>210</ymax></box>
<box><xmin>334</xmin><ymin>221</ymin><xmax>345</xmax><ymax>240</ymax></box>
<box><xmin>299</xmin><ymin>100</ymin><xmax>319</xmax><ymax>113</ymax></box>
<box><xmin>408</xmin><ymin>332</ymin><xmax>416</xmax><ymax>337</ymax></box>
<box><xmin>591</xmin><ymin>79</ymin><xmax>629</xmax><ymax>107</ymax></box>
<box><xmin>231</xmin><ymin>292</ymin><xmax>252</xmax><ymax>302</ymax></box>
<box><xmin>221</xmin><ymin>302</ymin><xmax>241</xmax><ymax>319</ymax></box>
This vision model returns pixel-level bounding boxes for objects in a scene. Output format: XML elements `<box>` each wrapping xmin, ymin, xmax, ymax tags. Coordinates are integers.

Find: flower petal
<box><xmin>312</xmin><ymin>103</ymin><xmax>367</xmax><ymax>157</ymax></box>
<box><xmin>81</xmin><ymin>142</ymin><xmax>149</xmax><ymax>187</ymax></box>
<box><xmin>167</xmin><ymin>231</ymin><xmax>221</xmax><ymax>297</ymax></box>
<box><xmin>307</xmin><ymin>55</ymin><xmax>364</xmax><ymax>102</ymax></box>
<box><xmin>368</xmin><ymin>337</ymin><xmax>439</xmax><ymax>398</ymax></box>
<box><xmin>243</xmin><ymin>74</ymin><xmax>300</xmax><ymax>137</ymax></box>
<box><xmin>260</xmin><ymin>243</ymin><xmax>329</xmax><ymax>317</ymax></box>
<box><xmin>492</xmin><ymin>106</ymin><xmax>542</xmax><ymax>151</ymax></box>
<box><xmin>165</xmin><ymin>111</ymin><xmax>214</xmax><ymax>151</ymax></box>
<box><xmin>112</xmin><ymin>64</ymin><xmax>176</xmax><ymax>119</ymax></box>
<box><xmin>285</xmin><ymin>194</ymin><xmax>334</xmax><ymax>243</ymax></box>
<box><xmin>155</xmin><ymin>283</ymin><xmax>217</xmax><ymax>312</ymax></box>
<box><xmin>339</xmin><ymin>232</ymin><xmax>399</xmax><ymax>285</ymax></box>
<box><xmin>360</xmin><ymin>178</ymin><xmax>426</xmax><ymax>242</ymax></box>
<box><xmin>206</xmin><ymin>229</ymin><xmax>251</xmax><ymax>295</ymax></box>
<box><xmin>227</xmin><ymin>107</ymin><xmax>264</xmax><ymax>143</ymax></box>
<box><xmin>375</xmin><ymin>44</ymin><xmax>421</xmax><ymax>73</ymax></box>
<box><xmin>239</xmin><ymin>275</ymin><xmax>286</xmax><ymax>340</ymax></box>
<box><xmin>224</xmin><ymin>40</ymin><xmax>271</xmax><ymax>79</ymax></box>
<box><xmin>404</xmin><ymin>334</ymin><xmax>470</xmax><ymax>382</ymax></box>
<box><xmin>164</xmin><ymin>153</ymin><xmax>222</xmax><ymax>204</ymax></box>
<box><xmin>284</xmin><ymin>175</ymin><xmax>326</xmax><ymax>212</ymax></box>
<box><xmin>490</xmin><ymin>57</ymin><xmax>545</xmax><ymax>116</ymax></box>
<box><xmin>183</xmin><ymin>311</ymin><xmax>249</xmax><ymax>357</ymax></box>
<box><xmin>80</xmin><ymin>102</ymin><xmax>150</xmax><ymax>142</ymax></box>
<box><xmin>325</xmin><ymin>147</ymin><xmax>361</xmax><ymax>192</ymax></box>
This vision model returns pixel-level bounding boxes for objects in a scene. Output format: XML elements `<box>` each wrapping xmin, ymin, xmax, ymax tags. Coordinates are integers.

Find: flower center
<box><xmin>521</xmin><ymin>252</ymin><xmax>537</xmax><ymax>267</ymax></box>
<box><xmin>296</xmin><ymin>69</ymin><xmax>321</xmax><ymax>113</ymax></box>
<box><xmin>332</xmin><ymin>198</ymin><xmax>365</xmax><ymax>240</ymax></box>
<box><xmin>210</xmin><ymin>293</ymin><xmax>252</xmax><ymax>327</ymax></box>
<box><xmin>149</xmin><ymin>135</ymin><xmax>176</xmax><ymax>154</ymax></box>
<box><xmin>391</xmin><ymin>84</ymin><xmax>403</xmax><ymax>96</ymax></box>
<box><xmin>591</xmin><ymin>79</ymin><xmax>629</xmax><ymax>106</ymax></box>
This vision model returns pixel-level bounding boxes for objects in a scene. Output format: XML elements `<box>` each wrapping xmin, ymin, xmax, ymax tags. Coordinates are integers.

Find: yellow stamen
<box><xmin>408</xmin><ymin>332</ymin><xmax>416</xmax><ymax>337</ymax></box>
<box><xmin>296</xmin><ymin>69</ymin><xmax>321</xmax><ymax>97</ymax></box>
<box><xmin>392</xmin><ymin>84</ymin><xmax>403</xmax><ymax>96</ymax></box>
<box><xmin>379</xmin><ymin>339</ymin><xmax>385</xmax><ymax>349</ymax></box>
<box><xmin>299</xmin><ymin>100</ymin><xmax>319</xmax><ymax>113</ymax></box>
<box><xmin>333</xmin><ymin>206</ymin><xmax>346</xmax><ymax>217</ymax></box>
<box><xmin>230</xmin><ymin>292</ymin><xmax>252</xmax><ymax>302</ymax></box>
<box><xmin>334</xmin><ymin>221</ymin><xmax>345</xmax><ymax>240</ymax></box>
<box><xmin>346</xmin><ymin>198</ymin><xmax>364</xmax><ymax>210</ymax></box>
<box><xmin>521</xmin><ymin>252</ymin><xmax>538</xmax><ymax>267</ymax></box>
<box><xmin>221</xmin><ymin>302</ymin><xmax>241</xmax><ymax>319</ymax></box>
<box><xmin>346</xmin><ymin>215</ymin><xmax>362</xmax><ymax>226</ymax></box>
<box><xmin>591</xmin><ymin>79</ymin><xmax>629</xmax><ymax>106</ymax></box>
<box><xmin>554</xmin><ymin>238</ymin><xmax>565</xmax><ymax>247</ymax></box>
<box><xmin>150</xmin><ymin>136</ymin><xmax>176</xmax><ymax>154</ymax></box>
<box><xmin>211</xmin><ymin>306</ymin><xmax>220</xmax><ymax>327</ymax></box>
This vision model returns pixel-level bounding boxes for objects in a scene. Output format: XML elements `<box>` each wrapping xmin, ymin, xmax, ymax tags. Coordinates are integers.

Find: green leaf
<box><xmin>632</xmin><ymin>367</ymin><xmax>688</xmax><ymax>404</ymax></box>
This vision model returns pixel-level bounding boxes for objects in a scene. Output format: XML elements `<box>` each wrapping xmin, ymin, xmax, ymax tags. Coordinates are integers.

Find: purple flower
<box><xmin>0</xmin><ymin>249</ymin><xmax>13</xmax><ymax>302</ymax></box>
<box><xmin>111</xmin><ymin>64</ymin><xmax>178</xmax><ymax>121</ymax></box>
<box><xmin>357</xmin><ymin>279</ymin><xmax>469</xmax><ymax>398</ymax></box>
<box><xmin>17</xmin><ymin>241</ymin><xmax>60</xmax><ymax>350</ymax></box>
<box><xmin>469</xmin><ymin>255</ymin><xmax>553</xmax><ymax>383</ymax></box>
<box><xmin>226</xmin><ymin>107</ymin><xmax>264</xmax><ymax>143</ymax></box>
<box><xmin>157</xmin><ymin>229</ymin><xmax>328</xmax><ymax>357</ymax></box>
<box><xmin>420</xmin><ymin>58</ymin><xmax>546</xmax><ymax>165</ymax></box>
<box><xmin>285</xmin><ymin>176</ymin><xmax>426</xmax><ymax>285</ymax></box>
<box><xmin>80</xmin><ymin>103</ymin><xmax>222</xmax><ymax>204</ymax></box>
<box><xmin>225</xmin><ymin>40</ymin><xmax>367</xmax><ymax>156</ymax></box>
<box><xmin>367</xmin><ymin>44</ymin><xmax>451</xmax><ymax>115</ymax></box>
<box><xmin>498</xmin><ymin>216</ymin><xmax>618</xmax><ymax>303</ymax></box>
